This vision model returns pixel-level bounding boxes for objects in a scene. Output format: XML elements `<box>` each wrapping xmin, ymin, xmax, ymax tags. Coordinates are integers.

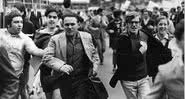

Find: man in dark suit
<box><xmin>0</xmin><ymin>46</ymin><xmax>19</xmax><ymax>99</ymax></box>
<box><xmin>141</xmin><ymin>10</ymin><xmax>155</xmax><ymax>35</ymax></box>
<box><xmin>30</xmin><ymin>6</ymin><xmax>42</xmax><ymax>30</ymax></box>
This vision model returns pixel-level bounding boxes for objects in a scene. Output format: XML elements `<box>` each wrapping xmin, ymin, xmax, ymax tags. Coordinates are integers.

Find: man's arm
<box><xmin>24</xmin><ymin>35</ymin><xmax>44</xmax><ymax>57</ymax></box>
<box><xmin>42</xmin><ymin>37</ymin><xmax>73</xmax><ymax>74</ymax></box>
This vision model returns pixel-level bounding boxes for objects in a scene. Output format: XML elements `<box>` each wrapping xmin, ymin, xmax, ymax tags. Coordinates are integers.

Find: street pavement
<box><xmin>97</xmin><ymin>37</ymin><xmax>127</xmax><ymax>99</ymax></box>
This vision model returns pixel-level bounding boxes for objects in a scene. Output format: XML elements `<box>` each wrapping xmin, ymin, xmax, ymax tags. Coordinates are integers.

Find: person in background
<box><xmin>33</xmin><ymin>6</ymin><xmax>61</xmax><ymax>99</ymax></box>
<box><xmin>87</xmin><ymin>8</ymin><xmax>108</xmax><ymax>65</ymax></box>
<box><xmin>176</xmin><ymin>1</ymin><xmax>184</xmax><ymax>24</ymax></box>
<box><xmin>145</xmin><ymin>19</ymin><xmax>184</xmax><ymax>99</ymax></box>
<box><xmin>30</xmin><ymin>5</ymin><xmax>42</xmax><ymax>30</ymax></box>
<box><xmin>0</xmin><ymin>46</ymin><xmax>19</xmax><ymax>99</ymax></box>
<box><xmin>141</xmin><ymin>9</ymin><xmax>155</xmax><ymax>35</ymax></box>
<box><xmin>106</xmin><ymin>10</ymin><xmax>123</xmax><ymax>73</ymax></box>
<box><xmin>169</xmin><ymin>8</ymin><xmax>177</xmax><ymax>26</ymax></box>
<box><xmin>151</xmin><ymin>7</ymin><xmax>160</xmax><ymax>23</ymax></box>
<box><xmin>160</xmin><ymin>11</ymin><xmax>175</xmax><ymax>35</ymax></box>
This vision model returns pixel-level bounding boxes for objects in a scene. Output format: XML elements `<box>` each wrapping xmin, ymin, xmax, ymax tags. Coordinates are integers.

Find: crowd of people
<box><xmin>0</xmin><ymin>0</ymin><xmax>184</xmax><ymax>99</ymax></box>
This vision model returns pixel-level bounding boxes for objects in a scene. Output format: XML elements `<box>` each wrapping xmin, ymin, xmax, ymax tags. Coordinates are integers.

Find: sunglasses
<box><xmin>64</xmin><ymin>23</ymin><xmax>76</xmax><ymax>26</ymax></box>
<box><xmin>48</xmin><ymin>15</ymin><xmax>58</xmax><ymax>19</ymax></box>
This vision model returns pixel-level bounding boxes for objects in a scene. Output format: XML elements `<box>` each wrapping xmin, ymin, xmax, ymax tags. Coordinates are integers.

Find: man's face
<box><xmin>9</xmin><ymin>16</ymin><xmax>23</xmax><ymax>35</ymax></box>
<box><xmin>143</xmin><ymin>11</ymin><xmax>149</xmax><ymax>19</ymax></box>
<box><xmin>127</xmin><ymin>16</ymin><xmax>141</xmax><ymax>35</ymax></box>
<box><xmin>63</xmin><ymin>17</ymin><xmax>79</xmax><ymax>35</ymax></box>
<box><xmin>46</xmin><ymin>12</ymin><xmax>58</xmax><ymax>29</ymax></box>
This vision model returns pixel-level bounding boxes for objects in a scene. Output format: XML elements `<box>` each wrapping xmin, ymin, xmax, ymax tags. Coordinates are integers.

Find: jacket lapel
<box><xmin>59</xmin><ymin>32</ymin><xmax>67</xmax><ymax>61</ymax></box>
<box><xmin>79</xmin><ymin>32</ymin><xmax>92</xmax><ymax>62</ymax></box>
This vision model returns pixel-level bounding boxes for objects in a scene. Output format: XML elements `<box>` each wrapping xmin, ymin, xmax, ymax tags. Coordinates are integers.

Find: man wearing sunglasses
<box><xmin>110</xmin><ymin>12</ymin><xmax>151</xmax><ymax>99</ymax></box>
<box><xmin>42</xmin><ymin>14</ymin><xmax>100</xmax><ymax>99</ymax></box>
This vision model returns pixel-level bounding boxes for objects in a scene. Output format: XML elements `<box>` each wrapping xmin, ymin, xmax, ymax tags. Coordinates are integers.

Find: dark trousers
<box><xmin>96</xmin><ymin>39</ymin><xmax>104</xmax><ymax>63</ymax></box>
<box><xmin>58</xmin><ymin>75</ymin><xmax>97</xmax><ymax>99</ymax></box>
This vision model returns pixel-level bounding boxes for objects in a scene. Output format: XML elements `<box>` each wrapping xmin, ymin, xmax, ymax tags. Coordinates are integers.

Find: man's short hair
<box><xmin>45</xmin><ymin>6</ymin><xmax>58</xmax><ymax>17</ymax></box>
<box><xmin>62</xmin><ymin>14</ymin><xmax>81</xmax><ymax>23</ymax></box>
<box><xmin>113</xmin><ymin>10</ymin><xmax>122</xmax><ymax>18</ymax></box>
<box><xmin>5</xmin><ymin>9</ymin><xmax>22</xmax><ymax>27</ymax></box>
<box><xmin>174</xmin><ymin>19</ymin><xmax>184</xmax><ymax>41</ymax></box>
<box><xmin>156</xmin><ymin>16</ymin><xmax>169</xmax><ymax>25</ymax></box>
<box><xmin>125</xmin><ymin>12</ymin><xmax>140</xmax><ymax>23</ymax></box>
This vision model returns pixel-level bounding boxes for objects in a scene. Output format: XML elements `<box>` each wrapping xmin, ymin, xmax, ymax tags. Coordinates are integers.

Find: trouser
<box><xmin>96</xmin><ymin>39</ymin><xmax>104</xmax><ymax>63</ymax></box>
<box><xmin>120</xmin><ymin>76</ymin><xmax>150</xmax><ymax>99</ymax></box>
<box><xmin>112</xmin><ymin>50</ymin><xmax>117</xmax><ymax>67</ymax></box>
<box><xmin>56</xmin><ymin>75</ymin><xmax>97</xmax><ymax>99</ymax></box>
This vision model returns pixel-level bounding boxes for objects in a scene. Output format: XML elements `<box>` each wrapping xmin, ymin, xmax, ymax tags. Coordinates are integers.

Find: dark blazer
<box><xmin>109</xmin><ymin>30</ymin><xmax>172</xmax><ymax>88</ymax></box>
<box><xmin>0</xmin><ymin>46</ymin><xmax>19</xmax><ymax>99</ymax></box>
<box><xmin>30</xmin><ymin>11</ymin><xmax>42</xmax><ymax>30</ymax></box>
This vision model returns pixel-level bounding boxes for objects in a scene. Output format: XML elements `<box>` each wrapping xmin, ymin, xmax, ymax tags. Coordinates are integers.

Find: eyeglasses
<box><xmin>64</xmin><ymin>23</ymin><xmax>76</xmax><ymax>27</ymax></box>
<box><xmin>48</xmin><ymin>15</ymin><xmax>58</xmax><ymax>19</ymax></box>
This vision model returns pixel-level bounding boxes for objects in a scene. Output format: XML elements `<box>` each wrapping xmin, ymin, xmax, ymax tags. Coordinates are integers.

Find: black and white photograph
<box><xmin>0</xmin><ymin>0</ymin><xmax>184</xmax><ymax>99</ymax></box>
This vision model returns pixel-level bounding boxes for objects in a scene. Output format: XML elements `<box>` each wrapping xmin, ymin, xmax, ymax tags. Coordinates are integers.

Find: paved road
<box><xmin>97</xmin><ymin>38</ymin><xmax>127</xmax><ymax>99</ymax></box>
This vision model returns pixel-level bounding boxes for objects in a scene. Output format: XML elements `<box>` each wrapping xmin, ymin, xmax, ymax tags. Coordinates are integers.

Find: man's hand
<box><xmin>139</xmin><ymin>41</ymin><xmax>147</xmax><ymax>54</ymax></box>
<box><xmin>59</xmin><ymin>64</ymin><xmax>73</xmax><ymax>75</ymax></box>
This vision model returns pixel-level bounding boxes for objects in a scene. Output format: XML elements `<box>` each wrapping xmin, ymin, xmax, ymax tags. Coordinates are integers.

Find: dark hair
<box><xmin>160</xmin><ymin>11</ymin><xmax>168</xmax><ymax>18</ymax></box>
<box><xmin>156</xmin><ymin>16</ymin><xmax>169</xmax><ymax>25</ymax></box>
<box><xmin>177</xmin><ymin>6</ymin><xmax>181</xmax><ymax>9</ymax></box>
<box><xmin>125</xmin><ymin>12</ymin><xmax>141</xmax><ymax>23</ymax></box>
<box><xmin>45</xmin><ymin>6</ymin><xmax>58</xmax><ymax>17</ymax></box>
<box><xmin>113</xmin><ymin>10</ymin><xmax>122</xmax><ymax>18</ymax></box>
<box><xmin>97</xmin><ymin>8</ymin><xmax>103</xmax><ymax>14</ymax></box>
<box><xmin>174</xmin><ymin>19</ymin><xmax>184</xmax><ymax>41</ymax></box>
<box><xmin>153</xmin><ymin>7</ymin><xmax>159</xmax><ymax>10</ymax></box>
<box><xmin>63</xmin><ymin>0</ymin><xmax>71</xmax><ymax>8</ymax></box>
<box><xmin>62</xmin><ymin>14</ymin><xmax>81</xmax><ymax>23</ymax></box>
<box><xmin>14</xmin><ymin>2</ymin><xmax>26</xmax><ymax>18</ymax></box>
<box><xmin>5</xmin><ymin>9</ymin><xmax>22</xmax><ymax>27</ymax></box>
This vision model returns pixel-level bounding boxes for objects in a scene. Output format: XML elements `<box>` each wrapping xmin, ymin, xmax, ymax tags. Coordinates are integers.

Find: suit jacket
<box><xmin>30</xmin><ymin>11</ymin><xmax>42</xmax><ymax>30</ymax></box>
<box><xmin>42</xmin><ymin>31</ymin><xmax>100</xmax><ymax>77</ymax></box>
<box><xmin>145</xmin><ymin>54</ymin><xmax>184</xmax><ymax>99</ymax></box>
<box><xmin>0</xmin><ymin>46</ymin><xmax>19</xmax><ymax>99</ymax></box>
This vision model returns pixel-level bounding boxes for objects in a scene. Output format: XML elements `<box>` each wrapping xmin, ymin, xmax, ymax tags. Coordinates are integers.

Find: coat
<box><xmin>42</xmin><ymin>31</ymin><xmax>100</xmax><ymax>80</ymax></box>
